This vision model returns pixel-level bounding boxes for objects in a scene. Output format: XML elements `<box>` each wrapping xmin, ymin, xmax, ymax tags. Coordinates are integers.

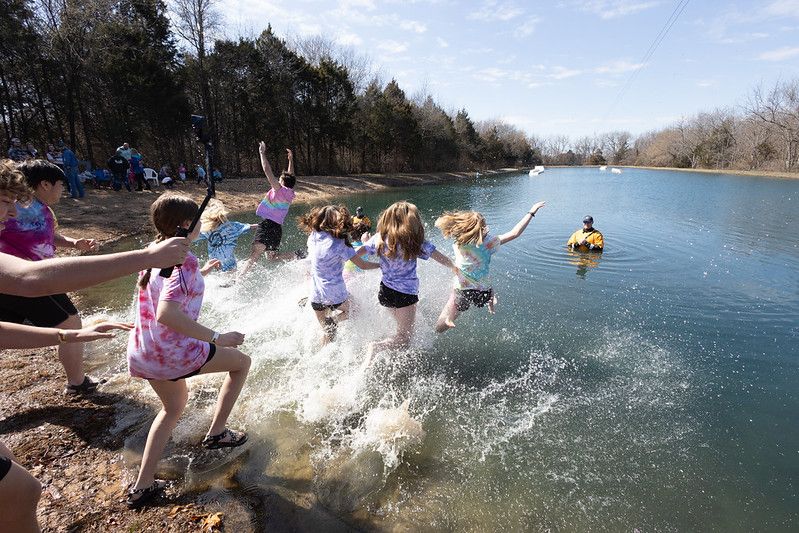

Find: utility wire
<box><xmin>602</xmin><ymin>0</ymin><xmax>691</xmax><ymax>121</ymax></box>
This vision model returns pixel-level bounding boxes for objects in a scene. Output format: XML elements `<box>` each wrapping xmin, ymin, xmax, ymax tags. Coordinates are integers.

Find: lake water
<box><xmin>80</xmin><ymin>167</ymin><xmax>799</xmax><ymax>531</ymax></box>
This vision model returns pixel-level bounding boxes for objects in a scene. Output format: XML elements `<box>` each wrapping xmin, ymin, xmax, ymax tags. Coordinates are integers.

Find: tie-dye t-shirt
<box><xmin>195</xmin><ymin>221</ymin><xmax>251</xmax><ymax>272</ymax></box>
<box><xmin>0</xmin><ymin>198</ymin><xmax>57</xmax><ymax>260</ymax></box>
<box><xmin>127</xmin><ymin>251</ymin><xmax>211</xmax><ymax>381</ymax></box>
<box><xmin>308</xmin><ymin>231</ymin><xmax>357</xmax><ymax>305</ymax></box>
<box><xmin>362</xmin><ymin>233</ymin><xmax>435</xmax><ymax>295</ymax></box>
<box><xmin>255</xmin><ymin>186</ymin><xmax>295</xmax><ymax>224</ymax></box>
<box><xmin>452</xmin><ymin>234</ymin><xmax>502</xmax><ymax>291</ymax></box>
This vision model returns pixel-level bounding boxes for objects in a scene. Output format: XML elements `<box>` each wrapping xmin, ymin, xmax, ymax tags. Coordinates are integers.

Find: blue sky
<box><xmin>217</xmin><ymin>0</ymin><xmax>799</xmax><ymax>138</ymax></box>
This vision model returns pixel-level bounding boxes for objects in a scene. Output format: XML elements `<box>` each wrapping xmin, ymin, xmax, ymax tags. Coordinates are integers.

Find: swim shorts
<box><xmin>377</xmin><ymin>282</ymin><xmax>419</xmax><ymax>309</ymax></box>
<box><xmin>0</xmin><ymin>293</ymin><xmax>78</xmax><ymax>328</ymax></box>
<box><xmin>254</xmin><ymin>218</ymin><xmax>282</xmax><ymax>251</ymax></box>
<box><xmin>454</xmin><ymin>288</ymin><xmax>493</xmax><ymax>312</ymax></box>
<box><xmin>169</xmin><ymin>343</ymin><xmax>216</xmax><ymax>381</ymax></box>
<box><xmin>311</xmin><ymin>301</ymin><xmax>344</xmax><ymax>312</ymax></box>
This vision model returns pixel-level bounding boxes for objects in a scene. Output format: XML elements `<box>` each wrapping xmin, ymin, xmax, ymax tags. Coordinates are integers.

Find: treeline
<box><xmin>1</xmin><ymin>0</ymin><xmax>541</xmax><ymax>175</ymax></box>
<box><xmin>533</xmin><ymin>80</ymin><xmax>799</xmax><ymax>173</ymax></box>
<box><xmin>2</xmin><ymin>0</ymin><xmax>796</xmax><ymax>176</ymax></box>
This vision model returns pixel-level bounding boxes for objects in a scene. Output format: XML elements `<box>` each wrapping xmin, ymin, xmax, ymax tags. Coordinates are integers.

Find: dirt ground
<box><xmin>1</xmin><ymin>169</ymin><xmax>511</xmax><ymax>532</ymax></box>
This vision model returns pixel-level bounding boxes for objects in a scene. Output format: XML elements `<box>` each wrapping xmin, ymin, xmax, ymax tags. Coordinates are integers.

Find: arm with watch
<box><xmin>498</xmin><ymin>201</ymin><xmax>547</xmax><ymax>245</ymax></box>
<box><xmin>0</xmin><ymin>320</ymin><xmax>132</xmax><ymax>349</ymax></box>
<box><xmin>156</xmin><ymin>300</ymin><xmax>245</xmax><ymax>347</ymax></box>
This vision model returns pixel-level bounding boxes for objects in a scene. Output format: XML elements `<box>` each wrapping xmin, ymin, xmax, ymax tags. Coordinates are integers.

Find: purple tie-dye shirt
<box><xmin>308</xmin><ymin>231</ymin><xmax>357</xmax><ymax>305</ymax></box>
<box><xmin>362</xmin><ymin>233</ymin><xmax>435</xmax><ymax>295</ymax></box>
<box><xmin>0</xmin><ymin>198</ymin><xmax>57</xmax><ymax>260</ymax></box>
<box><xmin>255</xmin><ymin>186</ymin><xmax>295</xmax><ymax>224</ymax></box>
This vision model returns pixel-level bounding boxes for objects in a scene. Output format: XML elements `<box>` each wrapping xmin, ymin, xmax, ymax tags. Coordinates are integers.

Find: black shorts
<box><xmin>311</xmin><ymin>301</ymin><xmax>344</xmax><ymax>312</ymax></box>
<box><xmin>0</xmin><ymin>293</ymin><xmax>78</xmax><ymax>328</ymax></box>
<box><xmin>378</xmin><ymin>282</ymin><xmax>419</xmax><ymax>309</ymax></box>
<box><xmin>0</xmin><ymin>455</ymin><xmax>11</xmax><ymax>482</ymax></box>
<box><xmin>454</xmin><ymin>288</ymin><xmax>493</xmax><ymax>312</ymax></box>
<box><xmin>170</xmin><ymin>343</ymin><xmax>216</xmax><ymax>381</ymax></box>
<box><xmin>254</xmin><ymin>218</ymin><xmax>283</xmax><ymax>251</ymax></box>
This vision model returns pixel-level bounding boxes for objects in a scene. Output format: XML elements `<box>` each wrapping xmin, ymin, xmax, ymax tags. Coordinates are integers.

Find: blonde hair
<box><xmin>297</xmin><ymin>204</ymin><xmax>353</xmax><ymax>243</ymax></box>
<box><xmin>435</xmin><ymin>210</ymin><xmax>486</xmax><ymax>246</ymax></box>
<box><xmin>0</xmin><ymin>159</ymin><xmax>32</xmax><ymax>202</ymax></box>
<box><xmin>200</xmin><ymin>199</ymin><xmax>229</xmax><ymax>232</ymax></box>
<box><xmin>375</xmin><ymin>201</ymin><xmax>424</xmax><ymax>260</ymax></box>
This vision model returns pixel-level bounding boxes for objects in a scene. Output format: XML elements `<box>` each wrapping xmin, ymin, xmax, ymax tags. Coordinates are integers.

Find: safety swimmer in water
<box><xmin>567</xmin><ymin>215</ymin><xmax>604</xmax><ymax>252</ymax></box>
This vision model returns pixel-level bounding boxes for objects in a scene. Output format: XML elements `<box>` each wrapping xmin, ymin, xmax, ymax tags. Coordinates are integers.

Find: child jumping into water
<box><xmin>195</xmin><ymin>199</ymin><xmax>258</xmax><ymax>272</ymax></box>
<box><xmin>126</xmin><ymin>194</ymin><xmax>251</xmax><ymax>509</ymax></box>
<box><xmin>239</xmin><ymin>143</ymin><xmax>296</xmax><ymax>277</ymax></box>
<box><xmin>362</xmin><ymin>201</ymin><xmax>459</xmax><ymax>353</ymax></box>
<box><xmin>298</xmin><ymin>205</ymin><xmax>378</xmax><ymax>345</ymax></box>
<box><xmin>433</xmin><ymin>200</ymin><xmax>546</xmax><ymax>333</ymax></box>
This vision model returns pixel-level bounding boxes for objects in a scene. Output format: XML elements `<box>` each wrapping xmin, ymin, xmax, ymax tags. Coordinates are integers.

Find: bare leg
<box><xmin>57</xmin><ymin>313</ymin><xmax>86</xmax><ymax>386</ymax></box>
<box><xmin>196</xmin><ymin>347</ymin><xmax>251</xmax><ymax>437</ymax></box>
<box><xmin>487</xmin><ymin>289</ymin><xmax>497</xmax><ymax>314</ymax></box>
<box><xmin>238</xmin><ymin>242</ymin><xmax>266</xmax><ymax>278</ymax></box>
<box><xmin>132</xmin><ymin>380</ymin><xmax>188</xmax><ymax>491</ymax></box>
<box><xmin>314</xmin><ymin>301</ymin><xmax>351</xmax><ymax>345</ymax></box>
<box><xmin>0</xmin><ymin>446</ymin><xmax>41</xmax><ymax>533</ymax></box>
<box><xmin>435</xmin><ymin>292</ymin><xmax>460</xmax><ymax>333</ymax></box>
<box><xmin>371</xmin><ymin>304</ymin><xmax>417</xmax><ymax>352</ymax></box>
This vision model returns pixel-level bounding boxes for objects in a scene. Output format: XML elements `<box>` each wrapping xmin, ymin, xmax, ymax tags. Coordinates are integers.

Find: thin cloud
<box><xmin>515</xmin><ymin>16</ymin><xmax>541</xmax><ymax>37</ymax></box>
<box><xmin>572</xmin><ymin>0</ymin><xmax>660</xmax><ymax>20</ymax></box>
<box><xmin>468</xmin><ymin>1</ymin><xmax>525</xmax><ymax>21</ymax></box>
<box><xmin>399</xmin><ymin>20</ymin><xmax>427</xmax><ymax>33</ymax></box>
<box><xmin>757</xmin><ymin>46</ymin><xmax>799</xmax><ymax>61</ymax></box>
<box><xmin>436</xmin><ymin>37</ymin><xmax>449</xmax><ymax>48</ymax></box>
<box><xmin>549</xmin><ymin>66</ymin><xmax>583</xmax><ymax>79</ymax></box>
<box><xmin>377</xmin><ymin>40</ymin><xmax>409</xmax><ymax>54</ymax></box>
<box><xmin>338</xmin><ymin>32</ymin><xmax>363</xmax><ymax>46</ymax></box>
<box><xmin>593</xmin><ymin>60</ymin><xmax>646</xmax><ymax>74</ymax></box>
<box><xmin>765</xmin><ymin>0</ymin><xmax>799</xmax><ymax>17</ymax></box>
<box><xmin>697</xmin><ymin>79</ymin><xmax>715</xmax><ymax>88</ymax></box>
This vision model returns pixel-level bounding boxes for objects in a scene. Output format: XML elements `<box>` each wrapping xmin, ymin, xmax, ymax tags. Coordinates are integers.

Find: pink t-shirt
<box><xmin>255</xmin><ymin>186</ymin><xmax>295</xmax><ymax>224</ymax></box>
<box><xmin>0</xmin><ymin>198</ymin><xmax>57</xmax><ymax>260</ymax></box>
<box><xmin>127</xmin><ymin>251</ymin><xmax>211</xmax><ymax>380</ymax></box>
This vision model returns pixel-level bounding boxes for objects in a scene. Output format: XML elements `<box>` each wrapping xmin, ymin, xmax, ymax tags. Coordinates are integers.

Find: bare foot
<box><xmin>488</xmin><ymin>293</ymin><xmax>498</xmax><ymax>314</ymax></box>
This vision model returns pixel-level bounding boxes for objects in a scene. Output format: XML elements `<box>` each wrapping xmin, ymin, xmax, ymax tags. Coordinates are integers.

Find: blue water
<box><xmin>82</xmin><ymin>167</ymin><xmax>799</xmax><ymax>530</ymax></box>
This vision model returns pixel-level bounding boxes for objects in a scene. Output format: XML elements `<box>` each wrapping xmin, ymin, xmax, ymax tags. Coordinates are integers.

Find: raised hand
<box><xmin>201</xmin><ymin>259</ymin><xmax>222</xmax><ymax>275</ymax></box>
<box><xmin>75</xmin><ymin>238</ymin><xmax>99</xmax><ymax>252</ymax></box>
<box><xmin>530</xmin><ymin>201</ymin><xmax>546</xmax><ymax>214</ymax></box>
<box><xmin>259</xmin><ymin>141</ymin><xmax>267</xmax><ymax>155</ymax></box>
<box><xmin>68</xmin><ymin>321</ymin><xmax>134</xmax><ymax>342</ymax></box>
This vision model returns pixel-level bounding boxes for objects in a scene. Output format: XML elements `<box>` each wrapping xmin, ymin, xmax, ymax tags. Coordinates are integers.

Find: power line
<box><xmin>602</xmin><ymin>0</ymin><xmax>691</xmax><ymax>122</ymax></box>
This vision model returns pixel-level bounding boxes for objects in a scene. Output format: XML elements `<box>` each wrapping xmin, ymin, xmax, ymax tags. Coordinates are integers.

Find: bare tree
<box><xmin>747</xmin><ymin>81</ymin><xmax>799</xmax><ymax>171</ymax></box>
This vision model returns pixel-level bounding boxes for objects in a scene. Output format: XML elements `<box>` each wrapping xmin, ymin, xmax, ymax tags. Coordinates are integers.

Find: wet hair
<box><xmin>0</xmin><ymin>159</ymin><xmax>32</xmax><ymax>202</ymax></box>
<box><xmin>375</xmin><ymin>201</ymin><xmax>425</xmax><ymax>260</ymax></box>
<box><xmin>200</xmin><ymin>199</ymin><xmax>229</xmax><ymax>232</ymax></box>
<box><xmin>280</xmin><ymin>172</ymin><xmax>296</xmax><ymax>189</ymax></box>
<box><xmin>17</xmin><ymin>159</ymin><xmax>66</xmax><ymax>189</ymax></box>
<box><xmin>435</xmin><ymin>210</ymin><xmax>487</xmax><ymax>246</ymax></box>
<box><xmin>138</xmin><ymin>194</ymin><xmax>199</xmax><ymax>288</ymax></box>
<box><xmin>297</xmin><ymin>204</ymin><xmax>353</xmax><ymax>245</ymax></box>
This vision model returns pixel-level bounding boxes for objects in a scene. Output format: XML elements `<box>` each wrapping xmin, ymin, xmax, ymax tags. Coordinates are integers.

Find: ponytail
<box><xmin>138</xmin><ymin>194</ymin><xmax>199</xmax><ymax>289</ymax></box>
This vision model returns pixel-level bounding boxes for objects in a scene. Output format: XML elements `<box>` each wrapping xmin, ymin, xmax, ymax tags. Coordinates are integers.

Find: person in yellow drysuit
<box><xmin>352</xmin><ymin>206</ymin><xmax>371</xmax><ymax>231</ymax></box>
<box><xmin>567</xmin><ymin>215</ymin><xmax>604</xmax><ymax>251</ymax></box>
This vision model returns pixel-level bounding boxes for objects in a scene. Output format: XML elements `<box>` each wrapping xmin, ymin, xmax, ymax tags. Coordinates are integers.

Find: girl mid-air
<box><xmin>361</xmin><ymin>201</ymin><xmax>459</xmax><ymax>354</ymax></box>
<box><xmin>126</xmin><ymin>194</ymin><xmax>251</xmax><ymax>509</ymax></box>
<box><xmin>298</xmin><ymin>205</ymin><xmax>378</xmax><ymax>345</ymax></box>
<box><xmin>434</xmin><ymin>200</ymin><xmax>546</xmax><ymax>333</ymax></box>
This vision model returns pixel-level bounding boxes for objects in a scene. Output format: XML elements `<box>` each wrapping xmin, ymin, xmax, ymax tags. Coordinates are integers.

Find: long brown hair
<box><xmin>375</xmin><ymin>201</ymin><xmax>424</xmax><ymax>260</ymax></box>
<box><xmin>435</xmin><ymin>210</ymin><xmax>486</xmax><ymax>246</ymax></box>
<box><xmin>138</xmin><ymin>194</ymin><xmax>199</xmax><ymax>288</ymax></box>
<box><xmin>0</xmin><ymin>159</ymin><xmax>31</xmax><ymax>202</ymax></box>
<box><xmin>297</xmin><ymin>205</ymin><xmax>354</xmax><ymax>245</ymax></box>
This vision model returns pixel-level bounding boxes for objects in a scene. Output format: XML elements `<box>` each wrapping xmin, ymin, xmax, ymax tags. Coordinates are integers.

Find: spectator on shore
<box><xmin>7</xmin><ymin>138</ymin><xmax>28</xmax><ymax>162</ymax></box>
<box><xmin>130</xmin><ymin>149</ymin><xmax>149</xmax><ymax>191</ymax></box>
<box><xmin>178</xmin><ymin>163</ymin><xmax>187</xmax><ymax>182</ymax></box>
<box><xmin>196</xmin><ymin>164</ymin><xmax>206</xmax><ymax>184</ymax></box>
<box><xmin>61</xmin><ymin>143</ymin><xmax>83</xmax><ymax>199</ymax></box>
<box><xmin>25</xmin><ymin>143</ymin><xmax>37</xmax><ymax>159</ymax></box>
<box><xmin>46</xmin><ymin>144</ymin><xmax>63</xmax><ymax>170</ymax></box>
<box><xmin>212</xmin><ymin>168</ymin><xmax>223</xmax><ymax>182</ymax></box>
<box><xmin>107</xmin><ymin>152</ymin><xmax>130</xmax><ymax>191</ymax></box>
<box><xmin>116</xmin><ymin>142</ymin><xmax>133</xmax><ymax>161</ymax></box>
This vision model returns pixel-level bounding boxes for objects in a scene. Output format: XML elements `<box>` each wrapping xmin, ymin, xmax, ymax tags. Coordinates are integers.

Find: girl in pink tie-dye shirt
<box><xmin>125</xmin><ymin>194</ymin><xmax>251</xmax><ymax>509</ymax></box>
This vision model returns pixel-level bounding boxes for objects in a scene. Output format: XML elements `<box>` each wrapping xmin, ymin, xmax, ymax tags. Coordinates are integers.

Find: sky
<box><xmin>216</xmin><ymin>0</ymin><xmax>799</xmax><ymax>138</ymax></box>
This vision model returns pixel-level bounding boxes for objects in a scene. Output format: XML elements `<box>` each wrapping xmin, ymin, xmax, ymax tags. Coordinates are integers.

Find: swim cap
<box><xmin>583</xmin><ymin>216</ymin><xmax>593</xmax><ymax>223</ymax></box>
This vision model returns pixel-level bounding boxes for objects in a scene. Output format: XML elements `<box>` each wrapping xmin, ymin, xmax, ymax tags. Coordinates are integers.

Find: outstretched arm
<box><xmin>0</xmin><ymin>321</ymin><xmax>132</xmax><ymax>349</ymax></box>
<box><xmin>54</xmin><ymin>232</ymin><xmax>98</xmax><ymax>252</ymax></box>
<box><xmin>498</xmin><ymin>201</ymin><xmax>546</xmax><ymax>245</ymax></box>
<box><xmin>258</xmin><ymin>141</ymin><xmax>281</xmax><ymax>191</ymax></box>
<box><xmin>0</xmin><ymin>238</ymin><xmax>190</xmax><ymax>297</ymax></box>
<box><xmin>156</xmin><ymin>300</ymin><xmax>244</xmax><ymax>347</ymax></box>
<box><xmin>431</xmin><ymin>249</ymin><xmax>461</xmax><ymax>276</ymax></box>
<box><xmin>286</xmin><ymin>148</ymin><xmax>294</xmax><ymax>175</ymax></box>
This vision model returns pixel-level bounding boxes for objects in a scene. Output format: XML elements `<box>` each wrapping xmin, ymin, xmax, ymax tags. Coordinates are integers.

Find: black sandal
<box><xmin>201</xmin><ymin>428</ymin><xmax>247</xmax><ymax>449</ymax></box>
<box><xmin>125</xmin><ymin>480</ymin><xmax>166</xmax><ymax>509</ymax></box>
<box><xmin>64</xmin><ymin>375</ymin><xmax>105</xmax><ymax>396</ymax></box>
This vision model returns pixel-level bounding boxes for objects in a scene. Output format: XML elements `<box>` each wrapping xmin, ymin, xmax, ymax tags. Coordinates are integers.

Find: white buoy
<box><xmin>611</xmin><ymin>168</ymin><xmax>622</xmax><ymax>174</ymax></box>
<box><xmin>599</xmin><ymin>165</ymin><xmax>607</xmax><ymax>171</ymax></box>
<box><xmin>529</xmin><ymin>165</ymin><xmax>545</xmax><ymax>176</ymax></box>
